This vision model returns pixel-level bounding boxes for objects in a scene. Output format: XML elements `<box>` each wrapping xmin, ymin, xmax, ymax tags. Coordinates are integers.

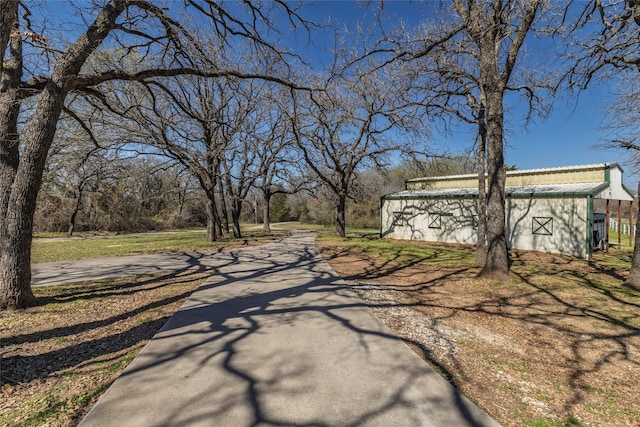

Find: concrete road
<box><xmin>31</xmin><ymin>252</ymin><xmax>219</xmax><ymax>287</ymax></box>
<box><xmin>78</xmin><ymin>231</ymin><xmax>500</xmax><ymax>426</ymax></box>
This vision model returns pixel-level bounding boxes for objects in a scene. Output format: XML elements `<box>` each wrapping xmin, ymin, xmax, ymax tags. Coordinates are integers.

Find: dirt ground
<box><xmin>316</xmin><ymin>239</ymin><xmax>640</xmax><ymax>427</ymax></box>
<box><xmin>0</xmin><ymin>270</ymin><xmax>209</xmax><ymax>426</ymax></box>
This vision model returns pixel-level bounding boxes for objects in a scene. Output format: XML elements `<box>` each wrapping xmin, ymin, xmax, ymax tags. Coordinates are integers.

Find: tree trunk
<box><xmin>0</xmin><ymin>21</ymin><xmax>38</xmax><ymax>308</ymax></box>
<box><xmin>0</xmin><ymin>93</ymin><xmax>20</xmax><ymax>224</ymax></box>
<box><xmin>1</xmin><ymin>84</ymin><xmax>65</xmax><ymax>308</ymax></box>
<box><xmin>478</xmin><ymin>87</ymin><xmax>509</xmax><ymax>280</ymax></box>
<box><xmin>231</xmin><ymin>198</ymin><xmax>242</xmax><ymax>239</ymax></box>
<box><xmin>2</xmin><ymin>0</ymin><xmax>126</xmax><ymax>309</ymax></box>
<box><xmin>68</xmin><ymin>210</ymin><xmax>78</xmax><ymax>237</ymax></box>
<box><xmin>0</xmin><ymin>96</ymin><xmax>23</xmax><ymax>306</ymax></box>
<box><xmin>0</xmin><ymin>102</ymin><xmax>37</xmax><ymax>306</ymax></box>
<box><xmin>476</xmin><ymin>106</ymin><xmax>488</xmax><ymax>265</ymax></box>
<box><xmin>67</xmin><ymin>189</ymin><xmax>83</xmax><ymax>237</ymax></box>
<box><xmin>0</xmin><ymin>229</ymin><xmax>36</xmax><ymax>309</ymax></box>
<box><xmin>0</xmin><ymin>67</ymin><xmax>34</xmax><ymax>303</ymax></box>
<box><xmin>623</xmin><ymin>180</ymin><xmax>640</xmax><ymax>290</ymax></box>
<box><xmin>1</xmin><ymin>8</ymin><xmax>21</xmax><ymax>222</ymax></box>
<box><xmin>175</xmin><ymin>187</ymin><xmax>186</xmax><ymax>226</ymax></box>
<box><xmin>218</xmin><ymin>186</ymin><xmax>228</xmax><ymax>234</ymax></box>
<box><xmin>215</xmin><ymin>166</ymin><xmax>229</xmax><ymax>235</ymax></box>
<box><xmin>262</xmin><ymin>191</ymin><xmax>272</xmax><ymax>233</ymax></box>
<box><xmin>205</xmin><ymin>195</ymin><xmax>219</xmax><ymax>242</ymax></box>
<box><xmin>335</xmin><ymin>194</ymin><xmax>346</xmax><ymax>238</ymax></box>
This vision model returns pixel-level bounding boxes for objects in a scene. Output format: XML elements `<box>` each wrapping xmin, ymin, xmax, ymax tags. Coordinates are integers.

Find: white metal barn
<box><xmin>380</xmin><ymin>163</ymin><xmax>635</xmax><ymax>260</ymax></box>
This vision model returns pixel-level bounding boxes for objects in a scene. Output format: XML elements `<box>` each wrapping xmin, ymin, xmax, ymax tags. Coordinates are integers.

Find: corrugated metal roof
<box><xmin>383</xmin><ymin>182</ymin><xmax>608</xmax><ymax>200</ymax></box>
<box><xmin>506</xmin><ymin>163</ymin><xmax>617</xmax><ymax>175</ymax></box>
<box><xmin>406</xmin><ymin>163</ymin><xmax>618</xmax><ymax>184</ymax></box>
<box><xmin>506</xmin><ymin>182</ymin><xmax>608</xmax><ymax>197</ymax></box>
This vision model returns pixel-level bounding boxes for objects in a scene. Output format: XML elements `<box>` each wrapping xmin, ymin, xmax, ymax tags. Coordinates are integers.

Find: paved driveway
<box><xmin>31</xmin><ymin>252</ymin><xmax>219</xmax><ymax>286</ymax></box>
<box><xmin>77</xmin><ymin>231</ymin><xmax>499</xmax><ymax>426</ymax></box>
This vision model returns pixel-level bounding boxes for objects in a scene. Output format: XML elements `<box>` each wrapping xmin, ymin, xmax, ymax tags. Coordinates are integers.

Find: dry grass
<box><xmin>0</xmin><ymin>270</ymin><xmax>209</xmax><ymax>427</ymax></box>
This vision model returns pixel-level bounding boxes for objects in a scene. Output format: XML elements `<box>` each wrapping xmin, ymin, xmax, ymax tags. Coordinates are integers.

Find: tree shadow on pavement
<box><xmin>80</xmin><ymin>231</ymin><xmax>495</xmax><ymax>427</ymax></box>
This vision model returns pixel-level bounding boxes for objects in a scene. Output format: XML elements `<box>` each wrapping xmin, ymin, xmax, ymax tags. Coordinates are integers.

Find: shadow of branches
<box><xmin>1</xmin><ymin>267</ymin><xmax>210</xmax><ymax>386</ymax></box>
<box><xmin>326</xmin><ymin>242</ymin><xmax>640</xmax><ymax>425</ymax></box>
<box><xmin>77</xmin><ymin>231</ymin><xmax>496</xmax><ymax>427</ymax></box>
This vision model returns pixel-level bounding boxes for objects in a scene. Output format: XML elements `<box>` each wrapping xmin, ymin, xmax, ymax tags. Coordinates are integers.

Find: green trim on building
<box><xmin>379</xmin><ymin>196</ymin><xmax>384</xmax><ymax>238</ymax></box>
<box><xmin>383</xmin><ymin>191</ymin><xmax>604</xmax><ymax>201</ymax></box>
<box><xmin>383</xmin><ymin>182</ymin><xmax>612</xmax><ymax>202</ymax></box>
<box><xmin>587</xmin><ymin>195</ymin><xmax>594</xmax><ymax>259</ymax></box>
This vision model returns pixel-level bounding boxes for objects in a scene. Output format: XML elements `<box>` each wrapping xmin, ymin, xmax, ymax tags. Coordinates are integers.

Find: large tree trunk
<box><xmin>0</xmin><ymin>93</ymin><xmax>33</xmax><ymax>309</ymax></box>
<box><xmin>0</xmin><ymin>90</ymin><xmax>20</xmax><ymax>225</ymax></box>
<box><xmin>1</xmin><ymin>0</ymin><xmax>126</xmax><ymax>309</ymax></box>
<box><xmin>0</xmin><ymin>11</ymin><xmax>35</xmax><ymax>309</ymax></box>
<box><xmin>1</xmin><ymin>84</ymin><xmax>66</xmax><ymax>308</ymax></box>
<box><xmin>478</xmin><ymin>87</ymin><xmax>509</xmax><ymax>280</ymax></box>
<box><xmin>1</xmin><ymin>6</ymin><xmax>21</xmax><ymax>224</ymax></box>
<box><xmin>623</xmin><ymin>180</ymin><xmax>640</xmax><ymax>290</ymax></box>
<box><xmin>476</xmin><ymin>106</ymin><xmax>488</xmax><ymax>265</ymax></box>
<box><xmin>335</xmin><ymin>194</ymin><xmax>346</xmax><ymax>238</ymax></box>
<box><xmin>453</xmin><ymin>0</ymin><xmax>538</xmax><ymax>280</ymax></box>
<box><xmin>0</xmin><ymin>98</ymin><xmax>21</xmax><ymax>305</ymax></box>
<box><xmin>67</xmin><ymin>188</ymin><xmax>83</xmax><ymax>237</ymax></box>
<box><xmin>205</xmin><ymin>194</ymin><xmax>220</xmax><ymax>242</ymax></box>
<box><xmin>262</xmin><ymin>191</ymin><xmax>272</xmax><ymax>233</ymax></box>
<box><xmin>231</xmin><ymin>198</ymin><xmax>242</xmax><ymax>239</ymax></box>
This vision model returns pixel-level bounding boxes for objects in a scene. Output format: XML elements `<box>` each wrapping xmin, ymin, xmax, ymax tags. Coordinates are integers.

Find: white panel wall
<box><xmin>381</xmin><ymin>196</ymin><xmax>590</xmax><ymax>258</ymax></box>
<box><xmin>381</xmin><ymin>198</ymin><xmax>478</xmax><ymax>244</ymax></box>
<box><xmin>506</xmin><ymin>197</ymin><xmax>589</xmax><ymax>258</ymax></box>
<box><xmin>596</xmin><ymin>166</ymin><xmax>634</xmax><ymax>201</ymax></box>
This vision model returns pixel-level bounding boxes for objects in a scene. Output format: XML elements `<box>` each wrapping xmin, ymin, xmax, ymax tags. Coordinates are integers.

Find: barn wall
<box><xmin>381</xmin><ymin>198</ymin><xmax>477</xmax><ymax>244</ymax></box>
<box><xmin>381</xmin><ymin>196</ymin><xmax>590</xmax><ymax>258</ymax></box>
<box><xmin>506</xmin><ymin>197</ymin><xmax>589</xmax><ymax>258</ymax></box>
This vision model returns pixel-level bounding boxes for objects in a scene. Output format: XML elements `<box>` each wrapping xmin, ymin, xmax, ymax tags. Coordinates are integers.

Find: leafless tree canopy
<box><xmin>561</xmin><ymin>0</ymin><xmax>640</xmax><ymax>289</ymax></box>
<box><xmin>0</xmin><ymin>0</ymin><xmax>314</xmax><ymax>309</ymax></box>
<box><xmin>4</xmin><ymin>1</ymin><xmax>640</xmax><ymax>308</ymax></box>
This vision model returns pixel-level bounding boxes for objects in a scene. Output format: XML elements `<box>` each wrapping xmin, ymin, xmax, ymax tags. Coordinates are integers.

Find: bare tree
<box><xmin>447</xmin><ymin>0</ymin><xmax>544</xmax><ymax>279</ymax></box>
<box><xmin>109</xmin><ymin>69</ymin><xmax>295</xmax><ymax>240</ymax></box>
<box><xmin>292</xmin><ymin>62</ymin><xmax>418</xmax><ymax>237</ymax></box>
<box><xmin>353</xmin><ymin>0</ymin><xmax>558</xmax><ymax>276</ymax></box>
<box><xmin>393</xmin><ymin>31</ymin><xmax>492</xmax><ymax>263</ymax></box>
<box><xmin>250</xmin><ymin>97</ymin><xmax>298</xmax><ymax>233</ymax></box>
<box><xmin>217</xmin><ymin>79</ymin><xmax>283</xmax><ymax>239</ymax></box>
<box><xmin>120</xmin><ymin>74</ymin><xmax>240</xmax><ymax>242</ymax></box>
<box><xmin>0</xmin><ymin>0</ymin><xmax>311</xmax><ymax>309</ymax></box>
<box><xmin>566</xmin><ymin>0</ymin><xmax>640</xmax><ymax>289</ymax></box>
<box><xmin>382</xmin><ymin>0</ymin><xmax>548</xmax><ymax>278</ymax></box>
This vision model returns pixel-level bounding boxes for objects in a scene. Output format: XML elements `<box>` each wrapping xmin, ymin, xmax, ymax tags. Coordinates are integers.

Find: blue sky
<box><xmin>37</xmin><ymin>1</ymin><xmax>638</xmax><ymax>185</ymax></box>
<box><xmin>308</xmin><ymin>1</ymin><xmax>638</xmax><ymax>184</ymax></box>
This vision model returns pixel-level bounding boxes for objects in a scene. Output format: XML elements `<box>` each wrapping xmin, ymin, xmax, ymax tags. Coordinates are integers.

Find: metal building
<box><xmin>380</xmin><ymin>163</ymin><xmax>635</xmax><ymax>260</ymax></box>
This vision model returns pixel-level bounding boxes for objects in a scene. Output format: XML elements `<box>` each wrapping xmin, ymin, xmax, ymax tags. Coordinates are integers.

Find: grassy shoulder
<box><xmin>31</xmin><ymin>228</ymin><xmax>285</xmax><ymax>263</ymax></box>
<box><xmin>29</xmin><ymin>224</ymin><xmax>377</xmax><ymax>264</ymax></box>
